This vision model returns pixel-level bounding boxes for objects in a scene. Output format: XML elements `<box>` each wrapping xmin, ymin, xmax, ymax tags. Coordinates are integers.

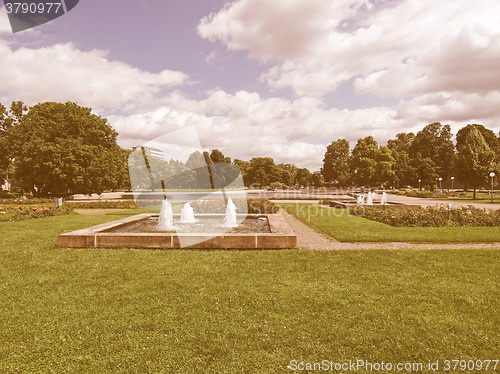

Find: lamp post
<box><xmin>451</xmin><ymin>176</ymin><xmax>454</xmax><ymax>192</ymax></box>
<box><xmin>490</xmin><ymin>172</ymin><xmax>495</xmax><ymax>203</ymax></box>
<box><xmin>438</xmin><ymin>177</ymin><xmax>442</xmax><ymax>192</ymax></box>
<box><xmin>418</xmin><ymin>179</ymin><xmax>421</xmax><ymax>191</ymax></box>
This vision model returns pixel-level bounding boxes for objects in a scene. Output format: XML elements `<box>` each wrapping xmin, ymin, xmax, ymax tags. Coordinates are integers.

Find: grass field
<box><xmin>0</xmin><ymin>214</ymin><xmax>499</xmax><ymax>372</ymax></box>
<box><xmin>282</xmin><ymin>203</ymin><xmax>500</xmax><ymax>242</ymax></box>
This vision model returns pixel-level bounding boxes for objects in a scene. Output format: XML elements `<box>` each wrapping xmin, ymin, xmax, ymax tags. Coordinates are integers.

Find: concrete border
<box><xmin>58</xmin><ymin>214</ymin><xmax>296</xmax><ymax>249</ymax></box>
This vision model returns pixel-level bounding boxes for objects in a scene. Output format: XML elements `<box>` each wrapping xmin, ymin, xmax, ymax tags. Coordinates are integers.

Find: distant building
<box><xmin>132</xmin><ymin>146</ymin><xmax>165</xmax><ymax>160</ymax></box>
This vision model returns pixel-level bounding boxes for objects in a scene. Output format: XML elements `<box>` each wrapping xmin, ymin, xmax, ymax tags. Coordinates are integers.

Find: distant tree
<box><xmin>412</xmin><ymin>156</ymin><xmax>438</xmax><ymax>190</ymax></box>
<box><xmin>10</xmin><ymin>102</ymin><xmax>126</xmax><ymax>196</ymax></box>
<box><xmin>278</xmin><ymin>163</ymin><xmax>298</xmax><ymax>186</ymax></box>
<box><xmin>186</xmin><ymin>151</ymin><xmax>212</xmax><ymax>189</ymax></box>
<box><xmin>233</xmin><ymin>159</ymin><xmax>251</xmax><ymax>186</ymax></box>
<box><xmin>387</xmin><ymin>132</ymin><xmax>417</xmax><ymax>186</ymax></box>
<box><xmin>0</xmin><ymin>103</ymin><xmax>11</xmax><ymax>185</ymax></box>
<box><xmin>456</xmin><ymin>124</ymin><xmax>499</xmax><ymax>154</ymax></box>
<box><xmin>246</xmin><ymin>157</ymin><xmax>282</xmax><ymax>187</ymax></box>
<box><xmin>321</xmin><ymin>139</ymin><xmax>351</xmax><ymax>186</ymax></box>
<box><xmin>0</xmin><ymin>101</ymin><xmax>28</xmax><ymax>186</ymax></box>
<box><xmin>351</xmin><ymin>136</ymin><xmax>379</xmax><ymax>186</ymax></box>
<box><xmin>454</xmin><ymin>126</ymin><xmax>498</xmax><ymax>199</ymax></box>
<box><xmin>387</xmin><ymin>132</ymin><xmax>415</xmax><ymax>153</ymax></box>
<box><xmin>410</xmin><ymin>122</ymin><xmax>454</xmax><ymax>180</ymax></box>
<box><xmin>210</xmin><ymin>149</ymin><xmax>231</xmax><ymax>163</ymax></box>
<box><xmin>296</xmin><ymin>168</ymin><xmax>312</xmax><ymax>187</ymax></box>
<box><xmin>375</xmin><ymin>146</ymin><xmax>396</xmax><ymax>186</ymax></box>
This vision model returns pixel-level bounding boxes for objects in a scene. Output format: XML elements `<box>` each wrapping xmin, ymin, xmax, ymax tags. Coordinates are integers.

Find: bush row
<box><xmin>190</xmin><ymin>198</ymin><xmax>277</xmax><ymax>214</ymax></box>
<box><xmin>68</xmin><ymin>200</ymin><xmax>138</xmax><ymax>209</ymax></box>
<box><xmin>349</xmin><ymin>205</ymin><xmax>500</xmax><ymax>227</ymax></box>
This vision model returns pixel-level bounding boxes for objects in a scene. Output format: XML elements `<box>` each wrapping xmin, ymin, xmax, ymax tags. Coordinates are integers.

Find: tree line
<box><xmin>0</xmin><ymin>101</ymin><xmax>317</xmax><ymax>197</ymax></box>
<box><xmin>3</xmin><ymin>101</ymin><xmax>497</xmax><ymax>197</ymax></box>
<box><xmin>322</xmin><ymin>122</ymin><xmax>500</xmax><ymax>192</ymax></box>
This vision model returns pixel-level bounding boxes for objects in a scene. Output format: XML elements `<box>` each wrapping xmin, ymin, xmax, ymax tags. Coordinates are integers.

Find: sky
<box><xmin>1</xmin><ymin>0</ymin><xmax>500</xmax><ymax>170</ymax></box>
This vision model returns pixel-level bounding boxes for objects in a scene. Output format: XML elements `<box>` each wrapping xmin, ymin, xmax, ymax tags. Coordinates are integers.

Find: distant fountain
<box><xmin>223</xmin><ymin>198</ymin><xmax>238</xmax><ymax>227</ymax></box>
<box><xmin>366</xmin><ymin>191</ymin><xmax>373</xmax><ymax>205</ymax></box>
<box><xmin>157</xmin><ymin>200</ymin><xmax>175</xmax><ymax>231</ymax></box>
<box><xmin>356</xmin><ymin>195</ymin><xmax>365</xmax><ymax>205</ymax></box>
<box><xmin>180</xmin><ymin>202</ymin><xmax>197</xmax><ymax>223</ymax></box>
<box><xmin>381</xmin><ymin>192</ymin><xmax>388</xmax><ymax>205</ymax></box>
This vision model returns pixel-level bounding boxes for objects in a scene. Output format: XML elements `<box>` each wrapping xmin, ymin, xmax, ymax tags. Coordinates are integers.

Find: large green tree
<box><xmin>10</xmin><ymin>101</ymin><xmax>126</xmax><ymax>196</ymax></box>
<box><xmin>410</xmin><ymin>122</ymin><xmax>454</xmax><ymax>180</ymax></box>
<box><xmin>375</xmin><ymin>145</ymin><xmax>396</xmax><ymax>186</ymax></box>
<box><xmin>387</xmin><ymin>132</ymin><xmax>416</xmax><ymax>187</ymax></box>
<box><xmin>454</xmin><ymin>125</ymin><xmax>498</xmax><ymax>199</ymax></box>
<box><xmin>296</xmin><ymin>168</ymin><xmax>312</xmax><ymax>187</ymax></box>
<box><xmin>0</xmin><ymin>101</ymin><xmax>27</xmax><ymax>186</ymax></box>
<box><xmin>456</xmin><ymin>124</ymin><xmax>499</xmax><ymax>154</ymax></box>
<box><xmin>351</xmin><ymin>136</ymin><xmax>379</xmax><ymax>186</ymax></box>
<box><xmin>321</xmin><ymin>139</ymin><xmax>351</xmax><ymax>186</ymax></box>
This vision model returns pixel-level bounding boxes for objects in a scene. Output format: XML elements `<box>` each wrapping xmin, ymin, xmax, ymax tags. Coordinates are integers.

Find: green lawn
<box><xmin>0</xmin><ymin>214</ymin><xmax>499</xmax><ymax>372</ymax></box>
<box><xmin>282</xmin><ymin>203</ymin><xmax>500</xmax><ymax>242</ymax></box>
<box><xmin>445</xmin><ymin>192</ymin><xmax>500</xmax><ymax>204</ymax></box>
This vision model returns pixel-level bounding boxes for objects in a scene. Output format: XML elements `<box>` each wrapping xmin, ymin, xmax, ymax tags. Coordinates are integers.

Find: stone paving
<box><xmin>280</xmin><ymin>211</ymin><xmax>500</xmax><ymax>250</ymax></box>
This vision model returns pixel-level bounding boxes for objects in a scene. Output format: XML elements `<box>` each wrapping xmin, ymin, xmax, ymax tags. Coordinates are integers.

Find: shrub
<box><xmin>68</xmin><ymin>200</ymin><xmax>138</xmax><ymax>209</ymax></box>
<box><xmin>391</xmin><ymin>190</ymin><xmax>448</xmax><ymax>199</ymax></box>
<box><xmin>190</xmin><ymin>198</ymin><xmax>277</xmax><ymax>214</ymax></box>
<box><xmin>349</xmin><ymin>205</ymin><xmax>500</xmax><ymax>227</ymax></box>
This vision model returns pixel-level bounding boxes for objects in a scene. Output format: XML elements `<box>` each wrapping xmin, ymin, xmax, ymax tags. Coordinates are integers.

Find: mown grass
<box><xmin>282</xmin><ymin>203</ymin><xmax>500</xmax><ymax>242</ymax></box>
<box><xmin>0</xmin><ymin>214</ymin><xmax>499</xmax><ymax>372</ymax></box>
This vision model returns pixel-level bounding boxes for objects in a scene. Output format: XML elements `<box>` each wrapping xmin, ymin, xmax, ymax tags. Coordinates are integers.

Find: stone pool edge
<box><xmin>58</xmin><ymin>214</ymin><xmax>297</xmax><ymax>249</ymax></box>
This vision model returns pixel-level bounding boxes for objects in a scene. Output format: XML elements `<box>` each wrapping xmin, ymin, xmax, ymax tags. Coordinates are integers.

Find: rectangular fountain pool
<box><xmin>58</xmin><ymin>214</ymin><xmax>296</xmax><ymax>249</ymax></box>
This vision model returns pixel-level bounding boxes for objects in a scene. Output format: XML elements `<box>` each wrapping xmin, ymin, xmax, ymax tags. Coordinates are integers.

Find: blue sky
<box><xmin>1</xmin><ymin>0</ymin><xmax>500</xmax><ymax>169</ymax></box>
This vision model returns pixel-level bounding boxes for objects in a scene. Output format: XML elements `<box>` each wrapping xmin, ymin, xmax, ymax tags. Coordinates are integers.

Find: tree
<box><xmin>454</xmin><ymin>126</ymin><xmax>498</xmax><ymax>199</ymax></box>
<box><xmin>387</xmin><ymin>132</ymin><xmax>416</xmax><ymax>186</ymax></box>
<box><xmin>0</xmin><ymin>101</ymin><xmax>28</xmax><ymax>186</ymax></box>
<box><xmin>234</xmin><ymin>159</ymin><xmax>251</xmax><ymax>186</ymax></box>
<box><xmin>321</xmin><ymin>139</ymin><xmax>351</xmax><ymax>186</ymax></box>
<box><xmin>10</xmin><ymin>102</ymin><xmax>126</xmax><ymax>196</ymax></box>
<box><xmin>296</xmin><ymin>168</ymin><xmax>312</xmax><ymax>187</ymax></box>
<box><xmin>412</xmin><ymin>156</ymin><xmax>437</xmax><ymax>190</ymax></box>
<box><xmin>0</xmin><ymin>103</ymin><xmax>11</xmax><ymax>185</ymax></box>
<box><xmin>244</xmin><ymin>157</ymin><xmax>282</xmax><ymax>187</ymax></box>
<box><xmin>351</xmin><ymin>136</ymin><xmax>379</xmax><ymax>186</ymax></box>
<box><xmin>410</xmin><ymin>122</ymin><xmax>454</xmax><ymax>180</ymax></box>
<box><xmin>375</xmin><ymin>146</ymin><xmax>396</xmax><ymax>186</ymax></box>
<box><xmin>456</xmin><ymin>124</ymin><xmax>499</xmax><ymax>154</ymax></box>
<box><xmin>209</xmin><ymin>149</ymin><xmax>231</xmax><ymax>164</ymax></box>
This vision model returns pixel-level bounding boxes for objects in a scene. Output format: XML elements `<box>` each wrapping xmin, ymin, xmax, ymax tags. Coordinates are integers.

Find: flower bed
<box><xmin>0</xmin><ymin>204</ymin><xmax>74</xmax><ymax>222</ymax></box>
<box><xmin>349</xmin><ymin>205</ymin><xmax>500</xmax><ymax>227</ymax></box>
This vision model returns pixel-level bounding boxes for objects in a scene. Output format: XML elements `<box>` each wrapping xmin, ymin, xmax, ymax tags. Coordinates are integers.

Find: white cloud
<box><xmin>0</xmin><ymin>40</ymin><xmax>189</xmax><ymax>111</ymax></box>
<box><xmin>199</xmin><ymin>0</ymin><xmax>500</xmax><ymax>100</ymax></box>
<box><xmin>111</xmin><ymin>80</ymin><xmax>500</xmax><ymax>170</ymax></box>
<box><xmin>110</xmin><ymin>88</ymin><xmax>410</xmax><ymax>169</ymax></box>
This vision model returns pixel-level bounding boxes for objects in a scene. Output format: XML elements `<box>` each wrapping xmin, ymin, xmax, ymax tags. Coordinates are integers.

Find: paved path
<box><xmin>281</xmin><ymin>212</ymin><xmax>500</xmax><ymax>250</ymax></box>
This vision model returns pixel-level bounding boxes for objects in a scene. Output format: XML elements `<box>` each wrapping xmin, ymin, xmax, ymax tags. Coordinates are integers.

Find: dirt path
<box><xmin>281</xmin><ymin>212</ymin><xmax>500</xmax><ymax>250</ymax></box>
